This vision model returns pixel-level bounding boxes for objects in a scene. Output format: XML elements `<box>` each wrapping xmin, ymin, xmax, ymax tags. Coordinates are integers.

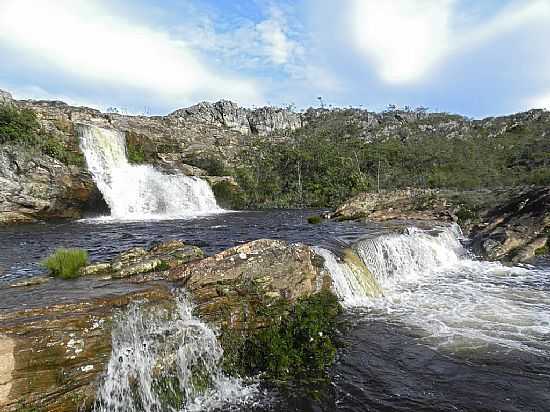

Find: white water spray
<box><xmin>94</xmin><ymin>294</ymin><xmax>256</xmax><ymax>412</ymax></box>
<box><xmin>78</xmin><ymin>124</ymin><xmax>221</xmax><ymax>220</ymax></box>
<box><xmin>318</xmin><ymin>224</ymin><xmax>550</xmax><ymax>355</ymax></box>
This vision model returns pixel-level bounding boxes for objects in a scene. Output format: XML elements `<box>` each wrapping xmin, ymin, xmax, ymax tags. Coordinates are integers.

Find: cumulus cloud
<box><xmin>348</xmin><ymin>0</ymin><xmax>550</xmax><ymax>85</ymax></box>
<box><xmin>0</xmin><ymin>0</ymin><xmax>264</xmax><ymax>109</ymax></box>
<box><xmin>256</xmin><ymin>6</ymin><xmax>297</xmax><ymax>65</ymax></box>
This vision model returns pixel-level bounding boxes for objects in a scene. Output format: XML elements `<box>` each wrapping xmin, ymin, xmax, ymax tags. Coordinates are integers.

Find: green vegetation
<box><xmin>535</xmin><ymin>243</ymin><xmax>549</xmax><ymax>256</ymax></box>
<box><xmin>0</xmin><ymin>105</ymin><xmax>84</xmax><ymax>166</ymax></box>
<box><xmin>211</xmin><ymin>180</ymin><xmax>246</xmax><ymax>209</ymax></box>
<box><xmin>0</xmin><ymin>105</ymin><xmax>40</xmax><ymax>145</ymax></box>
<box><xmin>126</xmin><ymin>139</ymin><xmax>147</xmax><ymax>164</ymax></box>
<box><xmin>307</xmin><ymin>215</ymin><xmax>322</xmax><ymax>224</ymax></box>
<box><xmin>222</xmin><ymin>290</ymin><xmax>342</xmax><ymax>381</ymax></box>
<box><xmin>232</xmin><ymin>110</ymin><xmax>550</xmax><ymax>208</ymax></box>
<box><xmin>42</xmin><ymin>248</ymin><xmax>89</xmax><ymax>279</ymax></box>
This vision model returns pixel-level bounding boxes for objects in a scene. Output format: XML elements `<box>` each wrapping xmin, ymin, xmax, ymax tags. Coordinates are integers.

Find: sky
<box><xmin>0</xmin><ymin>0</ymin><xmax>549</xmax><ymax>118</ymax></box>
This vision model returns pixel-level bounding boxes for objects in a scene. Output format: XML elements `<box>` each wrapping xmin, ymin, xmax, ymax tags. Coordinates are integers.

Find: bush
<box><xmin>0</xmin><ymin>105</ymin><xmax>40</xmax><ymax>145</ymax></box>
<box><xmin>212</xmin><ymin>180</ymin><xmax>245</xmax><ymax>209</ymax></box>
<box><xmin>127</xmin><ymin>140</ymin><xmax>147</xmax><ymax>164</ymax></box>
<box><xmin>307</xmin><ymin>215</ymin><xmax>322</xmax><ymax>224</ymax></box>
<box><xmin>185</xmin><ymin>155</ymin><xmax>228</xmax><ymax>176</ymax></box>
<box><xmin>222</xmin><ymin>291</ymin><xmax>342</xmax><ymax>381</ymax></box>
<box><xmin>42</xmin><ymin>248</ymin><xmax>89</xmax><ymax>279</ymax></box>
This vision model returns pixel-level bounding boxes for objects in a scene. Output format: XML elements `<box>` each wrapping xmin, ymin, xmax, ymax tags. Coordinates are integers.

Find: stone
<box><xmin>0</xmin><ymin>144</ymin><xmax>97</xmax><ymax>224</ymax></box>
<box><xmin>79</xmin><ymin>263</ymin><xmax>112</xmax><ymax>276</ymax></box>
<box><xmin>0</xmin><ymin>285</ymin><xmax>173</xmax><ymax>412</ymax></box>
<box><xmin>169</xmin><ymin>239</ymin><xmax>332</xmax><ymax>329</ymax></box>
<box><xmin>470</xmin><ymin>186</ymin><xmax>550</xmax><ymax>262</ymax></box>
<box><xmin>81</xmin><ymin>240</ymin><xmax>204</xmax><ymax>280</ymax></box>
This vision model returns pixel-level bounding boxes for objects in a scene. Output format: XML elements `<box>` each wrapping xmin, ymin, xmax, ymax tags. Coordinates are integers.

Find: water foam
<box><xmin>319</xmin><ymin>224</ymin><xmax>550</xmax><ymax>355</ymax></box>
<box><xmin>94</xmin><ymin>293</ymin><xmax>257</xmax><ymax>412</ymax></box>
<box><xmin>78</xmin><ymin>124</ymin><xmax>221</xmax><ymax>220</ymax></box>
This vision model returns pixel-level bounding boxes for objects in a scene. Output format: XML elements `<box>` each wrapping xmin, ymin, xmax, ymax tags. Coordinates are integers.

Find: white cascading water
<box><xmin>314</xmin><ymin>247</ymin><xmax>382</xmax><ymax>307</ymax></box>
<box><xmin>318</xmin><ymin>224</ymin><xmax>550</xmax><ymax>355</ymax></box>
<box><xmin>94</xmin><ymin>294</ymin><xmax>256</xmax><ymax>412</ymax></box>
<box><xmin>78</xmin><ymin>124</ymin><xmax>221</xmax><ymax>220</ymax></box>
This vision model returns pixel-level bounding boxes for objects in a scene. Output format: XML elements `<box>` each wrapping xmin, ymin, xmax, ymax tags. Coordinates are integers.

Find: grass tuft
<box><xmin>42</xmin><ymin>248</ymin><xmax>89</xmax><ymax>279</ymax></box>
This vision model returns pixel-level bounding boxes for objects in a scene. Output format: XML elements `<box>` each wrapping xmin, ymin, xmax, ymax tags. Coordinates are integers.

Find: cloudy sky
<box><xmin>0</xmin><ymin>0</ymin><xmax>549</xmax><ymax>117</ymax></box>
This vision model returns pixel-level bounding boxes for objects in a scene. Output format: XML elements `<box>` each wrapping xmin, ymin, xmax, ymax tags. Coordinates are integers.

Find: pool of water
<box><xmin>1</xmin><ymin>210</ymin><xmax>549</xmax><ymax>411</ymax></box>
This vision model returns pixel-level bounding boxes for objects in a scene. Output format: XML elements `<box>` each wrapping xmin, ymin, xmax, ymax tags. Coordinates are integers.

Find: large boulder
<box><xmin>0</xmin><ymin>145</ymin><xmax>99</xmax><ymax>224</ymax></box>
<box><xmin>169</xmin><ymin>239</ymin><xmax>331</xmax><ymax>329</ymax></box>
<box><xmin>329</xmin><ymin>189</ymin><xmax>457</xmax><ymax>222</ymax></box>
<box><xmin>80</xmin><ymin>239</ymin><xmax>204</xmax><ymax>279</ymax></box>
<box><xmin>470</xmin><ymin>186</ymin><xmax>550</xmax><ymax>262</ymax></box>
<box><xmin>0</xmin><ymin>239</ymin><xmax>337</xmax><ymax>411</ymax></box>
<box><xmin>0</xmin><ymin>285</ymin><xmax>172</xmax><ymax>412</ymax></box>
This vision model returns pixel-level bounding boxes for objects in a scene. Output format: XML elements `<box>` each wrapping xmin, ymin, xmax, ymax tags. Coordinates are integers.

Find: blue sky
<box><xmin>0</xmin><ymin>0</ymin><xmax>549</xmax><ymax>118</ymax></box>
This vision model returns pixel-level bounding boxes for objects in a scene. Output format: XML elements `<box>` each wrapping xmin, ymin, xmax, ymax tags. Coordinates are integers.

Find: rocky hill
<box><xmin>1</xmin><ymin>88</ymin><xmax>549</xmax><ymax>223</ymax></box>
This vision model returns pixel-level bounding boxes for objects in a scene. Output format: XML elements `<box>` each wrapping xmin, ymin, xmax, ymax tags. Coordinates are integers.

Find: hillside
<box><xmin>0</xmin><ymin>88</ymin><xmax>549</xmax><ymax>221</ymax></box>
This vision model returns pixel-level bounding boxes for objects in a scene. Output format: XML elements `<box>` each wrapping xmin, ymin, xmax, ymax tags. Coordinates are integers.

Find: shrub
<box><xmin>307</xmin><ymin>215</ymin><xmax>322</xmax><ymax>224</ymax></box>
<box><xmin>222</xmin><ymin>290</ymin><xmax>342</xmax><ymax>381</ymax></box>
<box><xmin>185</xmin><ymin>155</ymin><xmax>228</xmax><ymax>176</ymax></box>
<box><xmin>42</xmin><ymin>248</ymin><xmax>89</xmax><ymax>279</ymax></box>
<box><xmin>127</xmin><ymin>140</ymin><xmax>147</xmax><ymax>164</ymax></box>
<box><xmin>0</xmin><ymin>105</ymin><xmax>40</xmax><ymax>145</ymax></box>
<box><xmin>212</xmin><ymin>180</ymin><xmax>245</xmax><ymax>209</ymax></box>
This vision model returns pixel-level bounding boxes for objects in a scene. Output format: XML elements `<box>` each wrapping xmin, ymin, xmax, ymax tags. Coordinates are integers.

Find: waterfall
<box><xmin>94</xmin><ymin>294</ymin><xmax>256</xmax><ymax>412</ymax></box>
<box><xmin>315</xmin><ymin>247</ymin><xmax>383</xmax><ymax>307</ymax></box>
<box><xmin>78</xmin><ymin>124</ymin><xmax>221</xmax><ymax>220</ymax></box>
<box><xmin>318</xmin><ymin>224</ymin><xmax>550</xmax><ymax>355</ymax></box>
<box><xmin>354</xmin><ymin>225</ymin><xmax>465</xmax><ymax>287</ymax></box>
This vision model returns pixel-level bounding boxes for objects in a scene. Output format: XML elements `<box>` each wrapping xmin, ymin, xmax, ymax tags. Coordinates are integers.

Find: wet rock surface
<box><xmin>470</xmin><ymin>186</ymin><xmax>550</xmax><ymax>262</ymax></box>
<box><xmin>0</xmin><ymin>285</ymin><xmax>172</xmax><ymax>412</ymax></box>
<box><xmin>79</xmin><ymin>239</ymin><xmax>204</xmax><ymax>279</ymax></box>
<box><xmin>0</xmin><ymin>238</ymin><xmax>333</xmax><ymax>411</ymax></box>
<box><xmin>0</xmin><ymin>144</ymin><xmax>98</xmax><ymax>224</ymax></box>
<box><xmin>169</xmin><ymin>239</ymin><xmax>331</xmax><ymax>329</ymax></box>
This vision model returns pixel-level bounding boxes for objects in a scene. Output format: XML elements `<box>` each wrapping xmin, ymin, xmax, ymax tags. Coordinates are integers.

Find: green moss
<box><xmin>534</xmin><ymin>242</ymin><xmax>549</xmax><ymax>256</ymax></box>
<box><xmin>307</xmin><ymin>215</ymin><xmax>322</xmax><ymax>224</ymax></box>
<box><xmin>127</xmin><ymin>140</ymin><xmax>147</xmax><ymax>164</ymax></box>
<box><xmin>42</xmin><ymin>248</ymin><xmax>89</xmax><ymax>279</ymax></box>
<box><xmin>212</xmin><ymin>181</ymin><xmax>246</xmax><ymax>209</ymax></box>
<box><xmin>40</xmin><ymin>136</ymin><xmax>84</xmax><ymax>166</ymax></box>
<box><xmin>221</xmin><ymin>290</ymin><xmax>342</xmax><ymax>382</ymax></box>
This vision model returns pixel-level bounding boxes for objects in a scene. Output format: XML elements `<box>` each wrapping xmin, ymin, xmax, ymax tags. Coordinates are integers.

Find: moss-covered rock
<box><xmin>220</xmin><ymin>290</ymin><xmax>342</xmax><ymax>381</ymax></box>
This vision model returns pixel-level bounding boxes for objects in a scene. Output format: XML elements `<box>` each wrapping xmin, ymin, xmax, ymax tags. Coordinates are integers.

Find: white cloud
<box><xmin>256</xmin><ymin>7</ymin><xmax>297</xmax><ymax>65</ymax></box>
<box><xmin>348</xmin><ymin>0</ymin><xmax>550</xmax><ymax>85</ymax></box>
<box><xmin>528</xmin><ymin>92</ymin><xmax>550</xmax><ymax>109</ymax></box>
<box><xmin>0</xmin><ymin>0</ymin><xmax>264</xmax><ymax>107</ymax></box>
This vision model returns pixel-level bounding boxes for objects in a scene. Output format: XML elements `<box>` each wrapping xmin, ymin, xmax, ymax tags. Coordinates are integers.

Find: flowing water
<box><xmin>94</xmin><ymin>293</ymin><xmax>257</xmax><ymax>412</ymax></box>
<box><xmin>1</xmin><ymin>212</ymin><xmax>549</xmax><ymax>411</ymax></box>
<box><xmin>78</xmin><ymin>124</ymin><xmax>221</xmax><ymax>220</ymax></box>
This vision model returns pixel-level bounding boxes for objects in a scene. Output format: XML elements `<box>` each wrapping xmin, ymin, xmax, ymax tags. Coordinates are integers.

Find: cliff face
<box><xmin>1</xmin><ymin>88</ymin><xmax>549</xmax><ymax>223</ymax></box>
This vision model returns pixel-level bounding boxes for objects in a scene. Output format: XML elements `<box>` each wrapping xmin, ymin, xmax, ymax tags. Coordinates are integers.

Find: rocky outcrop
<box><xmin>169</xmin><ymin>100</ymin><xmax>302</xmax><ymax>136</ymax></box>
<box><xmin>0</xmin><ymin>239</ymin><xmax>333</xmax><ymax>411</ymax></box>
<box><xmin>331</xmin><ymin>187</ymin><xmax>550</xmax><ymax>263</ymax></box>
<box><xmin>470</xmin><ymin>186</ymin><xmax>550</xmax><ymax>262</ymax></box>
<box><xmin>169</xmin><ymin>239</ymin><xmax>330</xmax><ymax>329</ymax></box>
<box><xmin>80</xmin><ymin>239</ymin><xmax>204</xmax><ymax>279</ymax></box>
<box><xmin>328</xmin><ymin>189</ymin><xmax>460</xmax><ymax>222</ymax></box>
<box><xmin>0</xmin><ymin>285</ymin><xmax>173</xmax><ymax>412</ymax></box>
<box><xmin>0</xmin><ymin>145</ymin><xmax>100</xmax><ymax>224</ymax></box>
